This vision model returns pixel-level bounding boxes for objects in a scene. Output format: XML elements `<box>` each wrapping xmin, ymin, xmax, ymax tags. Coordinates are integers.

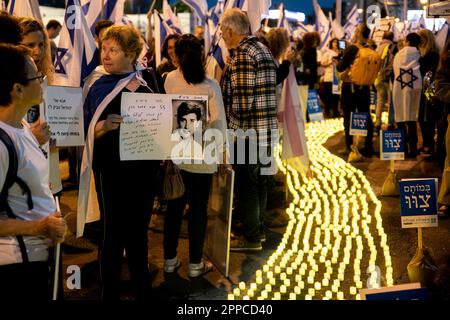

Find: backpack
<box><xmin>0</xmin><ymin>127</ymin><xmax>33</xmax><ymax>263</ymax></box>
<box><xmin>378</xmin><ymin>44</ymin><xmax>395</xmax><ymax>83</ymax></box>
<box><xmin>349</xmin><ymin>46</ymin><xmax>381</xmax><ymax>86</ymax></box>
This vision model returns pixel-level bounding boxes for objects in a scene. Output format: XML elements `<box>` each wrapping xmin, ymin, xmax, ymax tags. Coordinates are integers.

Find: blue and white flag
<box><xmin>243</xmin><ymin>0</ymin><xmax>271</xmax><ymax>34</ymax></box>
<box><xmin>80</xmin><ymin>0</ymin><xmax>125</xmax><ymax>34</ymax></box>
<box><xmin>154</xmin><ymin>10</ymin><xmax>175</xmax><ymax>67</ymax></box>
<box><xmin>53</xmin><ymin>0</ymin><xmax>99</xmax><ymax>87</ymax></box>
<box><xmin>181</xmin><ymin>0</ymin><xmax>208</xmax><ymax>26</ymax></box>
<box><xmin>163</xmin><ymin>0</ymin><xmax>184</xmax><ymax>34</ymax></box>
<box><xmin>7</xmin><ymin>0</ymin><xmax>42</xmax><ymax>21</ymax></box>
<box><xmin>343</xmin><ymin>4</ymin><xmax>360</xmax><ymax>40</ymax></box>
<box><xmin>314</xmin><ymin>0</ymin><xmax>331</xmax><ymax>50</ymax></box>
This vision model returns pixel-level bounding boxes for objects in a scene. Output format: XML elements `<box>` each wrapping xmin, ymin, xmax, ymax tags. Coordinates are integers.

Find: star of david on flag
<box><xmin>396</xmin><ymin>68</ymin><xmax>418</xmax><ymax>89</ymax></box>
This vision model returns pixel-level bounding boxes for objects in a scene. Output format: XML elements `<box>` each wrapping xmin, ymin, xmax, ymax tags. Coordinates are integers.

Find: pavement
<box><xmin>57</xmin><ymin>120</ymin><xmax>450</xmax><ymax>300</ymax></box>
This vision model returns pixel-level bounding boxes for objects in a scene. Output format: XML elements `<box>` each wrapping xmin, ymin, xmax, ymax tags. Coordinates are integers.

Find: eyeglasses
<box><xmin>22</xmin><ymin>73</ymin><xmax>46</xmax><ymax>84</ymax></box>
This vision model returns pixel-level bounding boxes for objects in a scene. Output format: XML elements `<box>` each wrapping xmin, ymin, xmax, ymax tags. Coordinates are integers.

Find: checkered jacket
<box><xmin>221</xmin><ymin>36</ymin><xmax>278</xmax><ymax>146</ymax></box>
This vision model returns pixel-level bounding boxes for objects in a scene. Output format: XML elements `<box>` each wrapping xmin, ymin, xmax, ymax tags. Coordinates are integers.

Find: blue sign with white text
<box><xmin>380</xmin><ymin>129</ymin><xmax>405</xmax><ymax>160</ymax></box>
<box><xmin>365</xmin><ymin>288</ymin><xmax>428</xmax><ymax>300</ymax></box>
<box><xmin>307</xmin><ymin>89</ymin><xmax>324</xmax><ymax>122</ymax></box>
<box><xmin>399</xmin><ymin>178</ymin><xmax>438</xmax><ymax>228</ymax></box>
<box><xmin>350</xmin><ymin>112</ymin><xmax>369</xmax><ymax>136</ymax></box>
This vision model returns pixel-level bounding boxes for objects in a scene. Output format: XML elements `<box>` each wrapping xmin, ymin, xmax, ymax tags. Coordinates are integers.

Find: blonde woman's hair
<box><xmin>18</xmin><ymin>17</ymin><xmax>54</xmax><ymax>83</ymax></box>
<box><xmin>102</xmin><ymin>25</ymin><xmax>143</xmax><ymax>64</ymax></box>
<box><xmin>418</xmin><ymin>29</ymin><xmax>438</xmax><ymax>57</ymax></box>
<box><xmin>220</xmin><ymin>8</ymin><xmax>250</xmax><ymax>36</ymax></box>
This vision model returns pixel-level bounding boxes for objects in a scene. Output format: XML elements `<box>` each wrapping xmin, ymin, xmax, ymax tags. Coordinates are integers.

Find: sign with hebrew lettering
<box><xmin>44</xmin><ymin>86</ymin><xmax>84</xmax><ymax>147</ymax></box>
<box><xmin>350</xmin><ymin>112</ymin><xmax>369</xmax><ymax>136</ymax></box>
<box><xmin>119</xmin><ymin>93</ymin><xmax>209</xmax><ymax>161</ymax></box>
<box><xmin>120</xmin><ymin>92</ymin><xmax>174</xmax><ymax>160</ymax></box>
<box><xmin>307</xmin><ymin>89</ymin><xmax>324</xmax><ymax>122</ymax></box>
<box><xmin>399</xmin><ymin>178</ymin><xmax>438</xmax><ymax>228</ymax></box>
<box><xmin>380</xmin><ymin>129</ymin><xmax>405</xmax><ymax>160</ymax></box>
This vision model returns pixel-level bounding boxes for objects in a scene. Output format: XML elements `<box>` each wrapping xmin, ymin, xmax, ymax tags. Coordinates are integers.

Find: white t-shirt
<box><xmin>0</xmin><ymin>121</ymin><xmax>55</xmax><ymax>265</ymax></box>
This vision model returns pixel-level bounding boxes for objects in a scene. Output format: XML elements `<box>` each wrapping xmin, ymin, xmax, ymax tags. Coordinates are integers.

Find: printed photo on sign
<box><xmin>44</xmin><ymin>86</ymin><xmax>84</xmax><ymax>147</ymax></box>
<box><xmin>171</xmin><ymin>96</ymin><xmax>208</xmax><ymax>162</ymax></box>
<box><xmin>380</xmin><ymin>129</ymin><xmax>405</xmax><ymax>160</ymax></box>
<box><xmin>307</xmin><ymin>89</ymin><xmax>324</xmax><ymax>122</ymax></box>
<box><xmin>399</xmin><ymin>178</ymin><xmax>438</xmax><ymax>228</ymax></box>
<box><xmin>119</xmin><ymin>92</ymin><xmax>174</xmax><ymax>161</ymax></box>
<box><xmin>350</xmin><ymin>112</ymin><xmax>369</xmax><ymax>136</ymax></box>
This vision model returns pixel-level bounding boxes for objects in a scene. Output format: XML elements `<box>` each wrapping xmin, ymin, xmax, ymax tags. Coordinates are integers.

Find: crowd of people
<box><xmin>0</xmin><ymin>6</ymin><xmax>450</xmax><ymax>301</ymax></box>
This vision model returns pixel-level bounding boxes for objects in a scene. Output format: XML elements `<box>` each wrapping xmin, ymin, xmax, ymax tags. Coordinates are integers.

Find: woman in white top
<box><xmin>319</xmin><ymin>38</ymin><xmax>340</xmax><ymax>118</ymax></box>
<box><xmin>163</xmin><ymin>34</ymin><xmax>228</xmax><ymax>277</ymax></box>
<box><xmin>0</xmin><ymin>44</ymin><xmax>66</xmax><ymax>300</ymax></box>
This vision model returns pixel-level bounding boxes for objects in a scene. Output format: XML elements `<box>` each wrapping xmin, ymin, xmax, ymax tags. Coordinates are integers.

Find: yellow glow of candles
<box><xmin>239</xmin><ymin>282</ymin><xmax>246</xmax><ymax>290</ymax></box>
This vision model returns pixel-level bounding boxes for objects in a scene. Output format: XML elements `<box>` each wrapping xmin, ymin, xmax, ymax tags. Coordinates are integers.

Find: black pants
<box><xmin>163</xmin><ymin>170</ymin><xmax>212</xmax><ymax>264</ymax></box>
<box><xmin>419</xmin><ymin>94</ymin><xmax>437</xmax><ymax>150</ymax></box>
<box><xmin>341</xmin><ymin>83</ymin><xmax>373</xmax><ymax>150</ymax></box>
<box><xmin>320</xmin><ymin>82</ymin><xmax>339</xmax><ymax>117</ymax></box>
<box><xmin>397</xmin><ymin>121</ymin><xmax>418</xmax><ymax>156</ymax></box>
<box><xmin>94</xmin><ymin>161</ymin><xmax>158</xmax><ymax>300</ymax></box>
<box><xmin>0</xmin><ymin>262</ymin><xmax>49</xmax><ymax>300</ymax></box>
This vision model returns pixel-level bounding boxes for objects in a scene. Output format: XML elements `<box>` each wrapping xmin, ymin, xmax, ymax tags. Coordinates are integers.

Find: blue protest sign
<box><xmin>307</xmin><ymin>89</ymin><xmax>324</xmax><ymax>122</ymax></box>
<box><xmin>350</xmin><ymin>112</ymin><xmax>369</xmax><ymax>136</ymax></box>
<box><xmin>332</xmin><ymin>65</ymin><xmax>340</xmax><ymax>95</ymax></box>
<box><xmin>362</xmin><ymin>285</ymin><xmax>427</xmax><ymax>300</ymax></box>
<box><xmin>399</xmin><ymin>178</ymin><xmax>438</xmax><ymax>228</ymax></box>
<box><xmin>380</xmin><ymin>129</ymin><xmax>405</xmax><ymax>160</ymax></box>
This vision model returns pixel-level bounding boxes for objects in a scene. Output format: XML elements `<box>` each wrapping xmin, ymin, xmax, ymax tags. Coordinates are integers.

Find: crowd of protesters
<box><xmin>1</xmin><ymin>6</ymin><xmax>450</xmax><ymax>301</ymax></box>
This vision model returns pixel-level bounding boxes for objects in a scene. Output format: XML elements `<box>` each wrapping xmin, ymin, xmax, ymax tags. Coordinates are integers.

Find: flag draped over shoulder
<box><xmin>279</xmin><ymin>66</ymin><xmax>310</xmax><ymax>174</ymax></box>
<box><xmin>181</xmin><ymin>0</ymin><xmax>208</xmax><ymax>26</ymax></box>
<box><xmin>53</xmin><ymin>0</ymin><xmax>99</xmax><ymax>87</ymax></box>
<box><xmin>7</xmin><ymin>0</ymin><xmax>42</xmax><ymax>22</ymax></box>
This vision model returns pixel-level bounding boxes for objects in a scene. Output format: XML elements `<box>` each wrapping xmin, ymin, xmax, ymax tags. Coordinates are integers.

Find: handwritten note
<box><xmin>44</xmin><ymin>86</ymin><xmax>84</xmax><ymax>147</ymax></box>
<box><xmin>120</xmin><ymin>92</ymin><xmax>173</xmax><ymax>160</ymax></box>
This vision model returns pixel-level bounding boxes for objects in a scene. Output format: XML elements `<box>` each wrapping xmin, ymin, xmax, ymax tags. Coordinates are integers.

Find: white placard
<box><xmin>44</xmin><ymin>86</ymin><xmax>84</xmax><ymax>147</ymax></box>
<box><xmin>120</xmin><ymin>92</ymin><xmax>174</xmax><ymax>160</ymax></box>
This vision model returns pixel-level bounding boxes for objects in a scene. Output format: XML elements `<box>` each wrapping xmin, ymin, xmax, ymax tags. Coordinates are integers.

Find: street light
<box><xmin>357</xmin><ymin>8</ymin><xmax>364</xmax><ymax>14</ymax></box>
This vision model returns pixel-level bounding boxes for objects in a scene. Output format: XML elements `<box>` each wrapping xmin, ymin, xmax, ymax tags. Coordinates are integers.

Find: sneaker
<box><xmin>164</xmin><ymin>257</ymin><xmax>181</xmax><ymax>273</ymax></box>
<box><xmin>230</xmin><ymin>236</ymin><xmax>262</xmax><ymax>252</ymax></box>
<box><xmin>188</xmin><ymin>261</ymin><xmax>213</xmax><ymax>277</ymax></box>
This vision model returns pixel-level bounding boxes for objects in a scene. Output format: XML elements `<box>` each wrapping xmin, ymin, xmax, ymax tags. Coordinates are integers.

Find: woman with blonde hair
<box><xmin>18</xmin><ymin>18</ymin><xmax>62</xmax><ymax>196</ymax></box>
<box><xmin>418</xmin><ymin>28</ymin><xmax>440</xmax><ymax>156</ymax></box>
<box><xmin>265</xmin><ymin>27</ymin><xmax>295</xmax><ymax>84</ymax></box>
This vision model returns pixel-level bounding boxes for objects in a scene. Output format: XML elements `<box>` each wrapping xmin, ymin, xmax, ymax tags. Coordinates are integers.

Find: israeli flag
<box><xmin>181</xmin><ymin>0</ymin><xmax>208</xmax><ymax>26</ymax></box>
<box><xmin>53</xmin><ymin>0</ymin><xmax>99</xmax><ymax>87</ymax></box>
<box><xmin>154</xmin><ymin>10</ymin><xmax>175</xmax><ymax>67</ymax></box>
<box><xmin>7</xmin><ymin>0</ymin><xmax>42</xmax><ymax>21</ymax></box>
<box><xmin>163</xmin><ymin>0</ymin><xmax>184</xmax><ymax>34</ymax></box>
<box><xmin>343</xmin><ymin>4</ymin><xmax>360</xmax><ymax>40</ymax></box>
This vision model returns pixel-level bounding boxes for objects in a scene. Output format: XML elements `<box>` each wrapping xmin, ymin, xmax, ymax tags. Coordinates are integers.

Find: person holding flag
<box><xmin>78</xmin><ymin>25</ymin><xmax>161</xmax><ymax>300</ymax></box>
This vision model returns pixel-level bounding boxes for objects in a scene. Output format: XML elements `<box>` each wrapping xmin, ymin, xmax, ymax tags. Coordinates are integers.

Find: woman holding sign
<box><xmin>78</xmin><ymin>26</ymin><xmax>161</xmax><ymax>300</ymax></box>
<box><xmin>163</xmin><ymin>34</ymin><xmax>228</xmax><ymax>277</ymax></box>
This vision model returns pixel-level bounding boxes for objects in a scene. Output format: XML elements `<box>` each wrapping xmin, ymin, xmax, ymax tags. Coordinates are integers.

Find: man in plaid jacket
<box><xmin>220</xmin><ymin>8</ymin><xmax>278</xmax><ymax>252</ymax></box>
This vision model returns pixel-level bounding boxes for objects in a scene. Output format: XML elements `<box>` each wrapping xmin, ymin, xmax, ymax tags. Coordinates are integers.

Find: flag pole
<box><xmin>52</xmin><ymin>196</ymin><xmax>62</xmax><ymax>301</ymax></box>
<box><xmin>101</xmin><ymin>0</ymin><xmax>105</xmax><ymax>19</ymax></box>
